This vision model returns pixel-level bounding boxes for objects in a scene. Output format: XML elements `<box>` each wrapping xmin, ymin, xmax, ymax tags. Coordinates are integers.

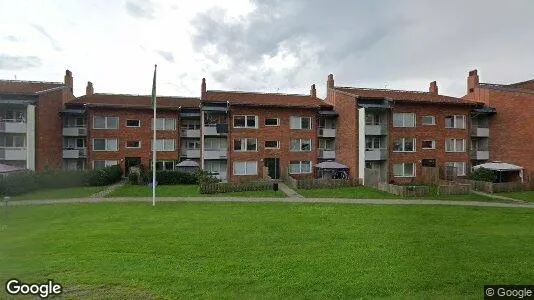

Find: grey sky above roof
<box><xmin>0</xmin><ymin>0</ymin><xmax>533</xmax><ymax>99</ymax></box>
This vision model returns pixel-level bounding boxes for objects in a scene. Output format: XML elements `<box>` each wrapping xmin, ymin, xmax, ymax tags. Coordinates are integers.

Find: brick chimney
<box><xmin>310</xmin><ymin>84</ymin><xmax>317</xmax><ymax>98</ymax></box>
<box><xmin>86</xmin><ymin>81</ymin><xmax>94</xmax><ymax>96</ymax></box>
<box><xmin>327</xmin><ymin>74</ymin><xmax>334</xmax><ymax>90</ymax></box>
<box><xmin>467</xmin><ymin>69</ymin><xmax>479</xmax><ymax>93</ymax></box>
<box><xmin>201</xmin><ymin>78</ymin><xmax>206</xmax><ymax>99</ymax></box>
<box><xmin>429</xmin><ymin>81</ymin><xmax>438</xmax><ymax>94</ymax></box>
<box><xmin>64</xmin><ymin>70</ymin><xmax>73</xmax><ymax>92</ymax></box>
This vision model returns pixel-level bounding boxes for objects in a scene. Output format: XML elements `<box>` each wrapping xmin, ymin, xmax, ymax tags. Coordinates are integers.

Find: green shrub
<box><xmin>128</xmin><ymin>172</ymin><xmax>139</xmax><ymax>185</ymax></box>
<box><xmin>470</xmin><ymin>167</ymin><xmax>497</xmax><ymax>182</ymax></box>
<box><xmin>87</xmin><ymin>165</ymin><xmax>123</xmax><ymax>186</ymax></box>
<box><xmin>147</xmin><ymin>170</ymin><xmax>198</xmax><ymax>185</ymax></box>
<box><xmin>0</xmin><ymin>169</ymin><xmax>90</xmax><ymax>197</ymax></box>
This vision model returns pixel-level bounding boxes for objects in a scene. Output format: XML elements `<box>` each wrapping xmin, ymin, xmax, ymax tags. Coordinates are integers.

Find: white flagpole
<box><xmin>152</xmin><ymin>64</ymin><xmax>157</xmax><ymax>206</ymax></box>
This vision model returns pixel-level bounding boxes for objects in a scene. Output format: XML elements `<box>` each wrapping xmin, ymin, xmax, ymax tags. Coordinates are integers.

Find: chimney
<box><xmin>86</xmin><ymin>81</ymin><xmax>94</xmax><ymax>96</ymax></box>
<box><xmin>467</xmin><ymin>69</ymin><xmax>479</xmax><ymax>93</ymax></box>
<box><xmin>64</xmin><ymin>70</ymin><xmax>73</xmax><ymax>92</ymax></box>
<box><xmin>327</xmin><ymin>74</ymin><xmax>334</xmax><ymax>90</ymax></box>
<box><xmin>201</xmin><ymin>78</ymin><xmax>206</xmax><ymax>99</ymax></box>
<box><xmin>310</xmin><ymin>84</ymin><xmax>317</xmax><ymax>98</ymax></box>
<box><xmin>429</xmin><ymin>81</ymin><xmax>438</xmax><ymax>94</ymax></box>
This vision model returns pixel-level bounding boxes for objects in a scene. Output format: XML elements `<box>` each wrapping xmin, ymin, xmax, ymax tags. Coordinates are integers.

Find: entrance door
<box><xmin>125</xmin><ymin>157</ymin><xmax>141</xmax><ymax>175</ymax></box>
<box><xmin>264</xmin><ymin>158</ymin><xmax>280</xmax><ymax>179</ymax></box>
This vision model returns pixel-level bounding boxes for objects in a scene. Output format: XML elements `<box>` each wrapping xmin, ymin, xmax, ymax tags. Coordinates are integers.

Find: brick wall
<box><xmin>35</xmin><ymin>89</ymin><xmax>66</xmax><ymax>171</ymax></box>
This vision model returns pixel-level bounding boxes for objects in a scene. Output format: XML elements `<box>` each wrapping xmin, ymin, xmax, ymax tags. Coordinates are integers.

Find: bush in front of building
<box><xmin>146</xmin><ymin>171</ymin><xmax>199</xmax><ymax>185</ymax></box>
<box><xmin>87</xmin><ymin>165</ymin><xmax>123</xmax><ymax>186</ymax></box>
<box><xmin>0</xmin><ymin>169</ymin><xmax>90</xmax><ymax>197</ymax></box>
<box><xmin>470</xmin><ymin>167</ymin><xmax>497</xmax><ymax>182</ymax></box>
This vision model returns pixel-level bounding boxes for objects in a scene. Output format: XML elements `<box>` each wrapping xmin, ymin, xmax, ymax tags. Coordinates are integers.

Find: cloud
<box><xmin>0</xmin><ymin>54</ymin><xmax>42</xmax><ymax>70</ymax></box>
<box><xmin>190</xmin><ymin>0</ymin><xmax>534</xmax><ymax>96</ymax></box>
<box><xmin>125</xmin><ymin>0</ymin><xmax>156</xmax><ymax>19</ymax></box>
<box><xmin>31</xmin><ymin>24</ymin><xmax>62</xmax><ymax>51</ymax></box>
<box><xmin>156</xmin><ymin>50</ymin><xmax>174</xmax><ymax>63</ymax></box>
<box><xmin>4</xmin><ymin>36</ymin><xmax>18</xmax><ymax>42</ymax></box>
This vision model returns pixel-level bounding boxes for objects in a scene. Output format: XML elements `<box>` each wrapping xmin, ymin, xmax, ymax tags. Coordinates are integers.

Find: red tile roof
<box><xmin>335</xmin><ymin>87</ymin><xmax>481</xmax><ymax>106</ymax></box>
<box><xmin>204</xmin><ymin>90</ymin><xmax>331</xmax><ymax>108</ymax></box>
<box><xmin>0</xmin><ymin>80</ymin><xmax>64</xmax><ymax>94</ymax></box>
<box><xmin>73</xmin><ymin>93</ymin><xmax>200</xmax><ymax>110</ymax></box>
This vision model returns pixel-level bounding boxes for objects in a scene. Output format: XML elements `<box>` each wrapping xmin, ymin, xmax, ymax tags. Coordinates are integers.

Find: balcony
<box><xmin>471</xmin><ymin>127</ymin><xmax>489</xmax><ymax>137</ymax></box>
<box><xmin>318</xmin><ymin>128</ymin><xmax>336</xmax><ymax>138</ymax></box>
<box><xmin>365</xmin><ymin>148</ymin><xmax>388</xmax><ymax>161</ymax></box>
<box><xmin>203</xmin><ymin>149</ymin><xmax>228</xmax><ymax>159</ymax></box>
<box><xmin>471</xmin><ymin>150</ymin><xmax>489</xmax><ymax>160</ymax></box>
<box><xmin>0</xmin><ymin>147</ymin><xmax>27</xmax><ymax>160</ymax></box>
<box><xmin>62</xmin><ymin>148</ymin><xmax>87</xmax><ymax>159</ymax></box>
<box><xmin>0</xmin><ymin>120</ymin><xmax>27</xmax><ymax>133</ymax></box>
<box><xmin>365</xmin><ymin>124</ymin><xmax>387</xmax><ymax>135</ymax></box>
<box><xmin>181</xmin><ymin>129</ymin><xmax>200</xmax><ymax>138</ymax></box>
<box><xmin>63</xmin><ymin>127</ymin><xmax>87</xmax><ymax>136</ymax></box>
<box><xmin>318</xmin><ymin>149</ymin><xmax>336</xmax><ymax>159</ymax></box>
<box><xmin>203</xmin><ymin>124</ymin><xmax>228</xmax><ymax>136</ymax></box>
<box><xmin>181</xmin><ymin>149</ymin><xmax>201</xmax><ymax>158</ymax></box>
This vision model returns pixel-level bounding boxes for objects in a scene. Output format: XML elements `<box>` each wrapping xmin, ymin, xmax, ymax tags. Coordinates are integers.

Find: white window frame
<box><xmin>125</xmin><ymin>140</ymin><xmax>141</xmax><ymax>149</ymax></box>
<box><xmin>233</xmin><ymin>115</ymin><xmax>258</xmax><ymax>129</ymax></box>
<box><xmin>92</xmin><ymin>138</ymin><xmax>118</xmax><ymax>151</ymax></box>
<box><xmin>264</xmin><ymin>140</ymin><xmax>280</xmax><ymax>149</ymax></box>
<box><xmin>233</xmin><ymin>138</ymin><xmax>258</xmax><ymax>152</ymax></box>
<box><xmin>264</xmin><ymin>118</ymin><xmax>280</xmax><ymax>126</ymax></box>
<box><xmin>445</xmin><ymin>138</ymin><xmax>466</xmax><ymax>152</ymax></box>
<box><xmin>445</xmin><ymin>115</ymin><xmax>466</xmax><ymax>129</ymax></box>
<box><xmin>152</xmin><ymin>139</ymin><xmax>176</xmax><ymax>151</ymax></box>
<box><xmin>421</xmin><ymin>140</ymin><xmax>436</xmax><ymax>150</ymax></box>
<box><xmin>392</xmin><ymin>113</ymin><xmax>416</xmax><ymax>128</ymax></box>
<box><xmin>421</xmin><ymin>116</ymin><xmax>436</xmax><ymax>126</ymax></box>
<box><xmin>152</xmin><ymin>118</ymin><xmax>176</xmax><ymax>131</ymax></box>
<box><xmin>154</xmin><ymin>160</ymin><xmax>178</xmax><ymax>171</ymax></box>
<box><xmin>445</xmin><ymin>162</ymin><xmax>466</xmax><ymax>176</ymax></box>
<box><xmin>233</xmin><ymin>161</ymin><xmax>258</xmax><ymax>176</ymax></box>
<box><xmin>93</xmin><ymin>116</ymin><xmax>118</xmax><ymax>129</ymax></box>
<box><xmin>393</xmin><ymin>137</ymin><xmax>416</xmax><ymax>152</ymax></box>
<box><xmin>290</xmin><ymin>139</ymin><xmax>312</xmax><ymax>152</ymax></box>
<box><xmin>126</xmin><ymin>119</ymin><xmax>141</xmax><ymax>128</ymax></box>
<box><xmin>290</xmin><ymin>116</ymin><xmax>312</xmax><ymax>130</ymax></box>
<box><xmin>93</xmin><ymin>160</ymin><xmax>118</xmax><ymax>169</ymax></box>
<box><xmin>289</xmin><ymin>161</ymin><xmax>312</xmax><ymax>174</ymax></box>
<box><xmin>393</xmin><ymin>163</ymin><xmax>416</xmax><ymax>178</ymax></box>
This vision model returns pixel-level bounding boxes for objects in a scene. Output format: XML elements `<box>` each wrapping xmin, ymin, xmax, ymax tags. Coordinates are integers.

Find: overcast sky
<box><xmin>1</xmin><ymin>0</ymin><xmax>533</xmax><ymax>98</ymax></box>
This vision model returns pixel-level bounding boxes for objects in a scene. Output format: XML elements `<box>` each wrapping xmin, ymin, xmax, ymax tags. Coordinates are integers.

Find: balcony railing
<box><xmin>471</xmin><ymin>126</ymin><xmax>489</xmax><ymax>137</ymax></box>
<box><xmin>365</xmin><ymin>148</ymin><xmax>388</xmax><ymax>161</ymax></box>
<box><xmin>471</xmin><ymin>150</ymin><xmax>489</xmax><ymax>160</ymax></box>
<box><xmin>180</xmin><ymin>128</ymin><xmax>201</xmax><ymax>138</ymax></box>
<box><xmin>203</xmin><ymin>149</ymin><xmax>228</xmax><ymax>159</ymax></box>
<box><xmin>0</xmin><ymin>120</ymin><xmax>27</xmax><ymax>133</ymax></box>
<box><xmin>203</xmin><ymin>124</ymin><xmax>228</xmax><ymax>135</ymax></box>
<box><xmin>318</xmin><ymin>149</ymin><xmax>336</xmax><ymax>159</ymax></box>
<box><xmin>62</xmin><ymin>148</ymin><xmax>87</xmax><ymax>159</ymax></box>
<box><xmin>365</xmin><ymin>124</ymin><xmax>387</xmax><ymax>135</ymax></box>
<box><xmin>0</xmin><ymin>147</ymin><xmax>27</xmax><ymax>160</ymax></box>
<box><xmin>318</xmin><ymin>128</ymin><xmax>336</xmax><ymax>138</ymax></box>
<box><xmin>63</xmin><ymin>126</ymin><xmax>87</xmax><ymax>136</ymax></box>
<box><xmin>180</xmin><ymin>149</ymin><xmax>201</xmax><ymax>158</ymax></box>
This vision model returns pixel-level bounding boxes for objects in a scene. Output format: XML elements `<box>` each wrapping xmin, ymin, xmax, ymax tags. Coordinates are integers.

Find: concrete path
<box><xmin>6</xmin><ymin>196</ymin><xmax>534</xmax><ymax>208</ymax></box>
<box><xmin>88</xmin><ymin>180</ymin><xmax>126</xmax><ymax>198</ymax></box>
<box><xmin>277</xmin><ymin>182</ymin><xmax>303</xmax><ymax>198</ymax></box>
<box><xmin>472</xmin><ymin>190</ymin><xmax>527</xmax><ymax>203</ymax></box>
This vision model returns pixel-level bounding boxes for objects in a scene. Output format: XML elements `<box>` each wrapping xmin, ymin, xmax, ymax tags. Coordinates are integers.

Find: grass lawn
<box><xmin>298</xmin><ymin>186</ymin><xmax>399</xmax><ymax>199</ymax></box>
<box><xmin>1</xmin><ymin>203</ymin><xmax>533</xmax><ymax>299</ymax></box>
<box><xmin>108</xmin><ymin>184</ymin><xmax>286</xmax><ymax>198</ymax></box>
<box><xmin>495</xmin><ymin>191</ymin><xmax>534</xmax><ymax>202</ymax></box>
<box><xmin>11</xmin><ymin>186</ymin><xmax>105</xmax><ymax>200</ymax></box>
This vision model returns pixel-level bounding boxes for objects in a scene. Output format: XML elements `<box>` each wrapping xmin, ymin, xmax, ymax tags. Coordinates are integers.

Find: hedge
<box><xmin>146</xmin><ymin>171</ymin><xmax>198</xmax><ymax>185</ymax></box>
<box><xmin>87</xmin><ymin>165</ymin><xmax>123</xmax><ymax>186</ymax></box>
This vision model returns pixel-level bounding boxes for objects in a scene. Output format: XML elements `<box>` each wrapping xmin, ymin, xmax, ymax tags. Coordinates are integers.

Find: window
<box><xmin>265</xmin><ymin>118</ymin><xmax>279</xmax><ymax>126</ymax></box>
<box><xmin>152</xmin><ymin>139</ymin><xmax>176</xmax><ymax>151</ymax></box>
<box><xmin>93</xmin><ymin>160</ymin><xmax>117</xmax><ymax>170</ymax></box>
<box><xmin>0</xmin><ymin>134</ymin><xmax>26</xmax><ymax>148</ymax></box>
<box><xmin>152</xmin><ymin>118</ymin><xmax>176</xmax><ymax>130</ymax></box>
<box><xmin>233</xmin><ymin>161</ymin><xmax>258</xmax><ymax>176</ymax></box>
<box><xmin>153</xmin><ymin>160</ymin><xmax>178</xmax><ymax>171</ymax></box>
<box><xmin>319</xmin><ymin>139</ymin><xmax>335</xmax><ymax>150</ymax></box>
<box><xmin>445</xmin><ymin>138</ymin><xmax>466</xmax><ymax>152</ymax></box>
<box><xmin>365</xmin><ymin>136</ymin><xmax>381</xmax><ymax>150</ymax></box>
<box><xmin>393</xmin><ymin>163</ymin><xmax>416</xmax><ymax>177</ymax></box>
<box><xmin>422</xmin><ymin>159</ymin><xmax>436</xmax><ymax>167</ymax></box>
<box><xmin>393</xmin><ymin>138</ymin><xmax>416</xmax><ymax>152</ymax></box>
<box><xmin>233</xmin><ymin>115</ymin><xmax>257</xmax><ymax>128</ymax></box>
<box><xmin>421</xmin><ymin>116</ymin><xmax>436</xmax><ymax>125</ymax></box>
<box><xmin>93</xmin><ymin>116</ymin><xmax>118</xmax><ymax>129</ymax></box>
<box><xmin>289</xmin><ymin>161</ymin><xmax>312</xmax><ymax>174</ymax></box>
<box><xmin>185</xmin><ymin>140</ymin><xmax>200</xmax><ymax>149</ymax></box>
<box><xmin>290</xmin><ymin>139</ymin><xmax>312</xmax><ymax>152</ymax></box>
<box><xmin>93</xmin><ymin>138</ymin><xmax>118</xmax><ymax>151</ymax></box>
<box><xmin>233</xmin><ymin>138</ymin><xmax>258</xmax><ymax>151</ymax></box>
<box><xmin>181</xmin><ymin>120</ymin><xmax>200</xmax><ymax>130</ymax></box>
<box><xmin>392</xmin><ymin>113</ymin><xmax>415</xmax><ymax>127</ymax></box>
<box><xmin>422</xmin><ymin>140</ymin><xmax>436</xmax><ymax>149</ymax></box>
<box><xmin>265</xmin><ymin>140</ymin><xmax>280</xmax><ymax>149</ymax></box>
<box><xmin>126</xmin><ymin>119</ymin><xmax>140</xmax><ymax>127</ymax></box>
<box><xmin>290</xmin><ymin>116</ymin><xmax>312</xmax><ymax>129</ymax></box>
<box><xmin>445</xmin><ymin>162</ymin><xmax>466</xmax><ymax>176</ymax></box>
<box><xmin>76</xmin><ymin>139</ymin><xmax>86</xmax><ymax>148</ymax></box>
<box><xmin>204</xmin><ymin>138</ymin><xmax>227</xmax><ymax>150</ymax></box>
<box><xmin>445</xmin><ymin>115</ymin><xmax>466</xmax><ymax>129</ymax></box>
<box><xmin>365</xmin><ymin>114</ymin><xmax>381</xmax><ymax>125</ymax></box>
<box><xmin>126</xmin><ymin>140</ymin><xmax>140</xmax><ymax>148</ymax></box>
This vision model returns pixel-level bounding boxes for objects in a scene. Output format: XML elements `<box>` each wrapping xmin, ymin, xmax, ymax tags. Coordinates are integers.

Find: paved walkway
<box><xmin>88</xmin><ymin>180</ymin><xmax>126</xmax><ymax>198</ymax></box>
<box><xmin>472</xmin><ymin>190</ymin><xmax>527</xmax><ymax>203</ymax></box>
<box><xmin>277</xmin><ymin>182</ymin><xmax>303</xmax><ymax>198</ymax></box>
<box><xmin>6</xmin><ymin>196</ymin><xmax>534</xmax><ymax>208</ymax></box>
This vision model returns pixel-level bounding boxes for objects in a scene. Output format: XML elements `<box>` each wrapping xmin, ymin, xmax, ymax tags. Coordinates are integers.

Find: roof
<box><xmin>176</xmin><ymin>160</ymin><xmax>200</xmax><ymax>167</ymax></box>
<box><xmin>473</xmin><ymin>162</ymin><xmax>523</xmax><ymax>171</ymax></box>
<box><xmin>315</xmin><ymin>161</ymin><xmax>349</xmax><ymax>169</ymax></box>
<box><xmin>73</xmin><ymin>93</ymin><xmax>200</xmax><ymax>110</ymax></box>
<box><xmin>508</xmin><ymin>79</ymin><xmax>534</xmax><ymax>90</ymax></box>
<box><xmin>204</xmin><ymin>90</ymin><xmax>331</xmax><ymax>109</ymax></box>
<box><xmin>0</xmin><ymin>80</ymin><xmax>64</xmax><ymax>94</ymax></box>
<box><xmin>335</xmin><ymin>87</ymin><xmax>481</xmax><ymax>106</ymax></box>
<box><xmin>479</xmin><ymin>83</ymin><xmax>534</xmax><ymax>95</ymax></box>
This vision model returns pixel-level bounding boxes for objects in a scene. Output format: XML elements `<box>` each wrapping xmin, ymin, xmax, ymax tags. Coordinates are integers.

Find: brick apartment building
<box><xmin>463</xmin><ymin>69</ymin><xmax>534</xmax><ymax>174</ymax></box>
<box><xmin>0</xmin><ymin>70</ymin><xmax>74</xmax><ymax>171</ymax></box>
<box><xmin>324</xmin><ymin>74</ymin><xmax>491</xmax><ymax>184</ymax></box>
